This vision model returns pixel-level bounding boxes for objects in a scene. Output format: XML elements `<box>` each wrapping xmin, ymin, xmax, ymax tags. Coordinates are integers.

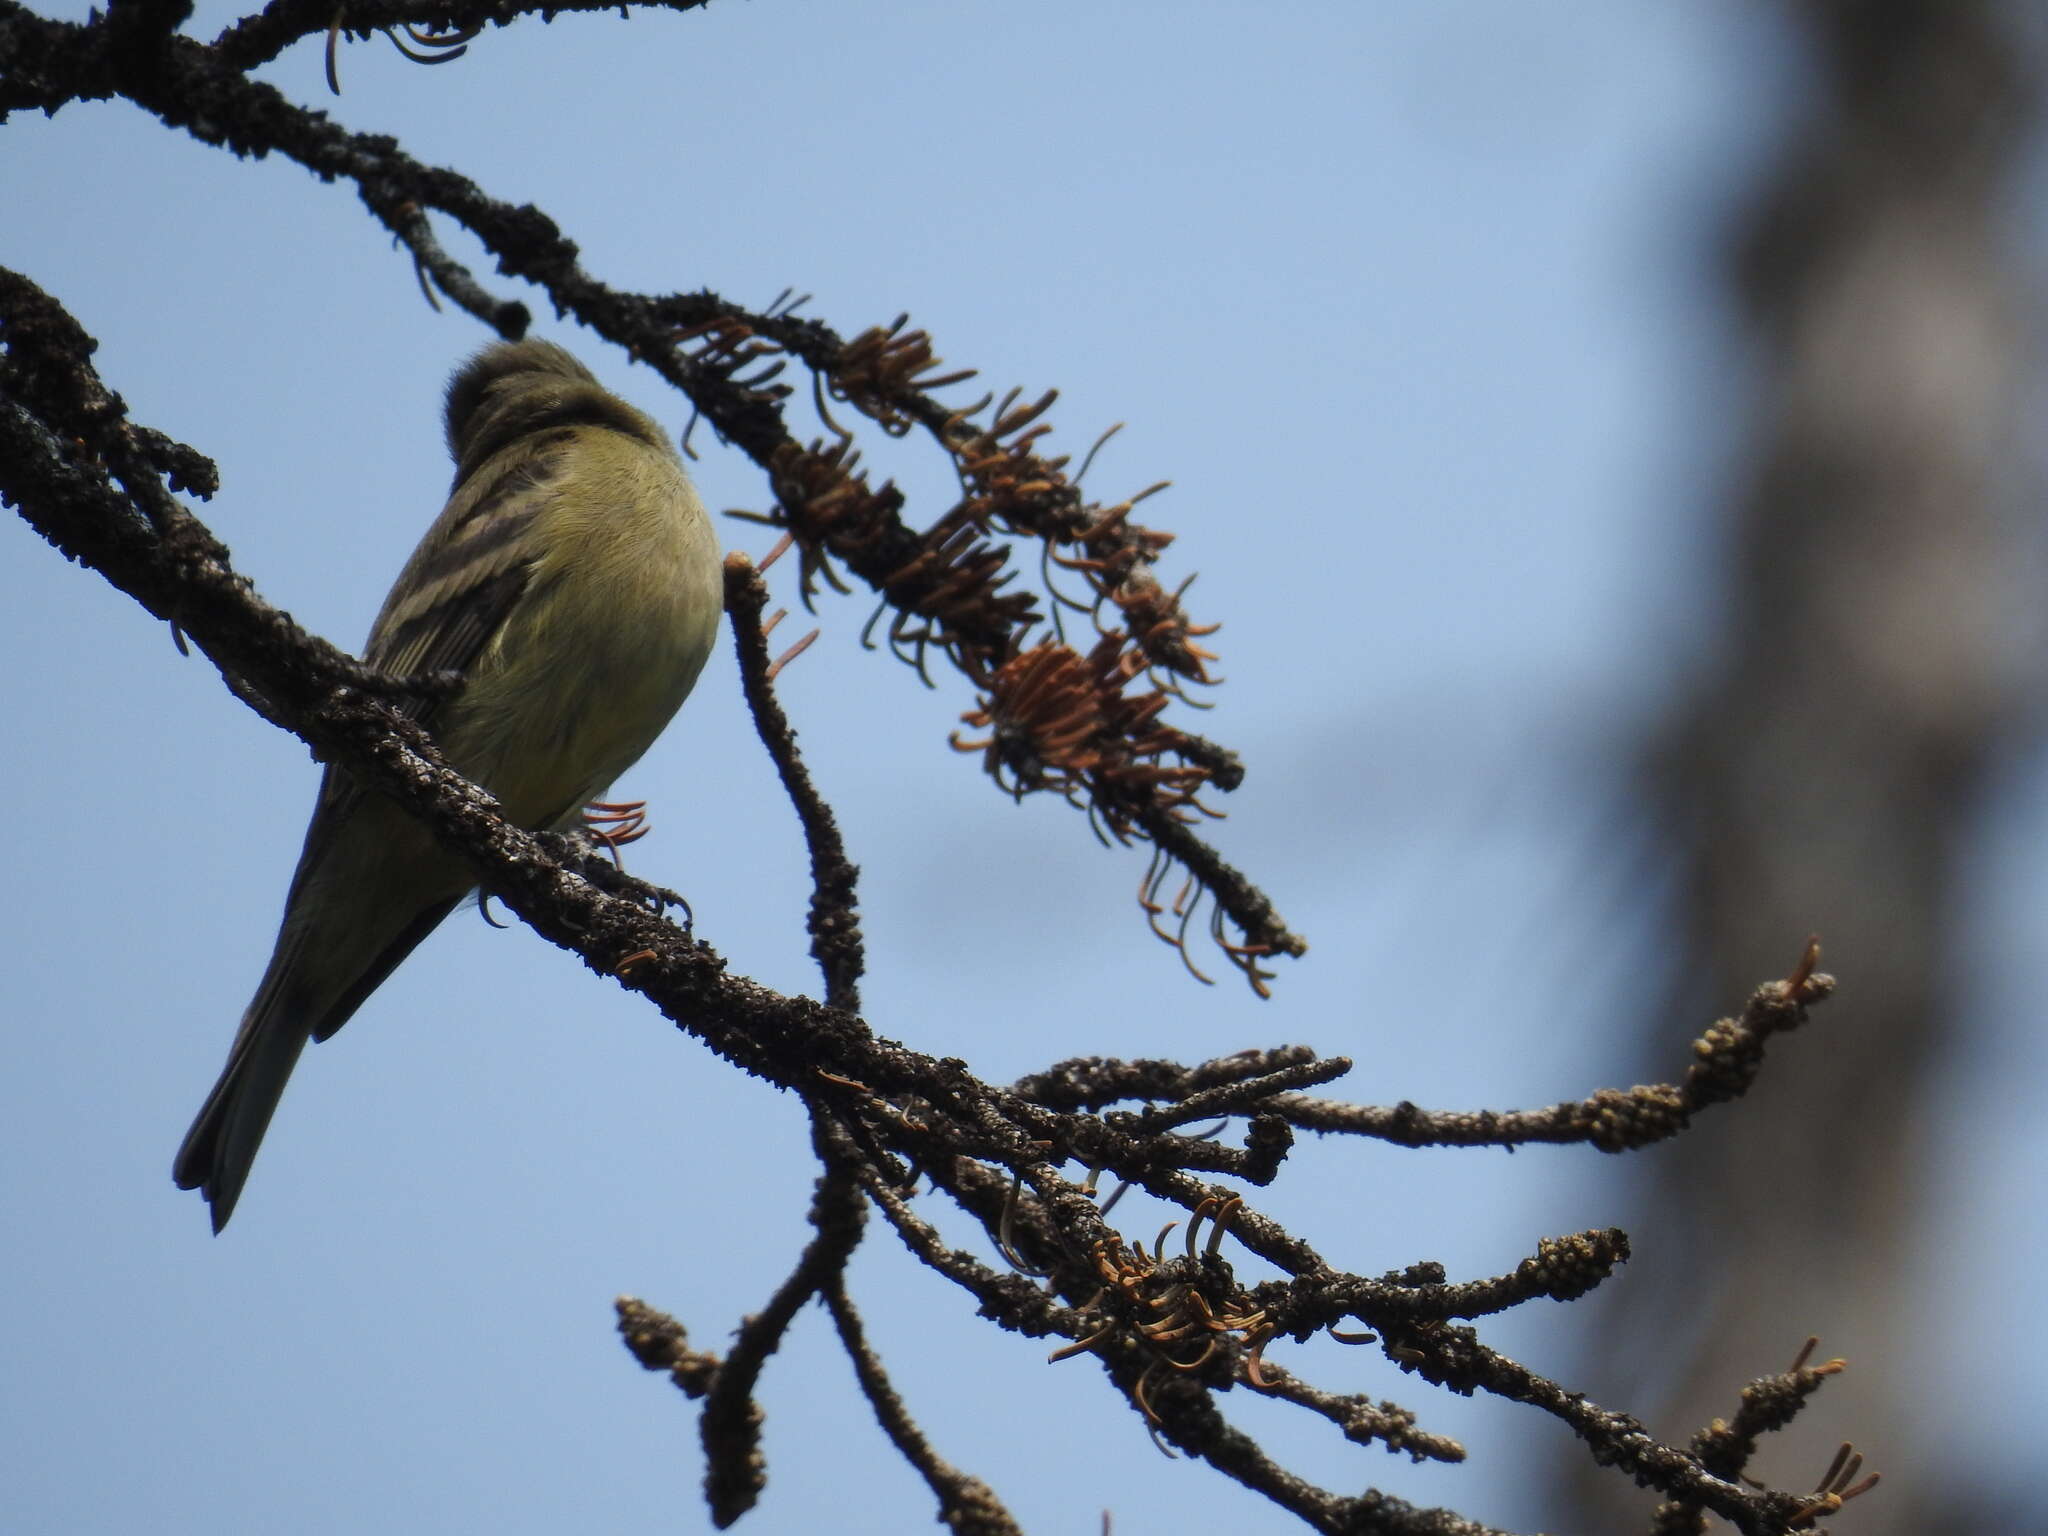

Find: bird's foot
<box><xmin>583</xmin><ymin>799</ymin><xmax>650</xmax><ymax>869</ymax></box>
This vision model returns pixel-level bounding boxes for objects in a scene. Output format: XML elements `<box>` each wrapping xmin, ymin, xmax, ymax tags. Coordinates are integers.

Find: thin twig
<box><xmin>822</xmin><ymin>1278</ymin><xmax>1025</xmax><ymax>1536</ymax></box>
<box><xmin>367</xmin><ymin>193</ymin><xmax>530</xmax><ymax>336</ymax></box>
<box><xmin>1270</xmin><ymin>943</ymin><xmax>1835</xmax><ymax>1152</ymax></box>
<box><xmin>697</xmin><ymin>1146</ymin><xmax>864</xmax><ymax>1526</ymax></box>
<box><xmin>724</xmin><ymin>552</ymin><xmax>864</xmax><ymax>1011</ymax></box>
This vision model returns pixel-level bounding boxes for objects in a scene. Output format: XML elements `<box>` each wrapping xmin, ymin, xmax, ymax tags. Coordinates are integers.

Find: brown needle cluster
<box><xmin>1049</xmin><ymin>1197</ymin><xmax>1273</xmax><ymax>1442</ymax></box>
<box><xmin>830</xmin><ymin>316</ymin><xmax>979</xmax><ymax>435</ymax></box>
<box><xmin>952</xmin><ymin>636</ymin><xmax>1212</xmax><ymax>829</ymax></box>
<box><xmin>837</xmin><ymin>321</ymin><xmax>1221</xmax><ymax>696</ymax></box>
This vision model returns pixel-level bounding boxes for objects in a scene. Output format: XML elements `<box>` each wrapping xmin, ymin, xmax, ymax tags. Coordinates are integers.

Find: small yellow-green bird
<box><xmin>174</xmin><ymin>339</ymin><xmax>723</xmax><ymax>1231</ymax></box>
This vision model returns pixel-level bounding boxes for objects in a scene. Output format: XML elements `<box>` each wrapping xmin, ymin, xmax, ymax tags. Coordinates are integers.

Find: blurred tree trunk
<box><xmin>1567</xmin><ymin>3</ymin><xmax>2036</xmax><ymax>1530</ymax></box>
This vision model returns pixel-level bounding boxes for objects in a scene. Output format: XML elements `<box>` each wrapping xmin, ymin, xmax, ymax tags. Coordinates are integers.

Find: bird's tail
<box><xmin>172</xmin><ymin>940</ymin><xmax>317</xmax><ymax>1234</ymax></box>
<box><xmin>173</xmin><ymin>874</ymin><xmax>463</xmax><ymax>1232</ymax></box>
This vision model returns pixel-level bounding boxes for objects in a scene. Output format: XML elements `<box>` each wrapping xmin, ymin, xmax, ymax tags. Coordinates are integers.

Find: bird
<box><xmin>174</xmin><ymin>338</ymin><xmax>723</xmax><ymax>1231</ymax></box>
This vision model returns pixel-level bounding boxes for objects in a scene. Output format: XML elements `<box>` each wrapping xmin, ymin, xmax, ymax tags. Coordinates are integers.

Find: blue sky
<box><xmin>5</xmin><ymin>4</ymin><xmax>2043</xmax><ymax>1532</ymax></box>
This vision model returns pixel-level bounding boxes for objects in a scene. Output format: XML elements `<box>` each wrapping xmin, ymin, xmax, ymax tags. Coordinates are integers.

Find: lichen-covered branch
<box><xmin>1269</xmin><ymin>940</ymin><xmax>1833</xmax><ymax>1151</ymax></box>
<box><xmin>2</xmin><ymin>10</ymin><xmax>1877</xmax><ymax>1525</ymax></box>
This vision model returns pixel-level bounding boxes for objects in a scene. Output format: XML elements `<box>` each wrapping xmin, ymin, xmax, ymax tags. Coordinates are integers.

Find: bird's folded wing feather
<box><xmin>282</xmin><ymin>445</ymin><xmax>567</xmax><ymax>908</ymax></box>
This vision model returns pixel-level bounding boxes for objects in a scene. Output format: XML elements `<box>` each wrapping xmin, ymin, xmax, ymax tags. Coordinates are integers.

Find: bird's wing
<box><xmin>362</xmin><ymin>446</ymin><xmax>565</xmax><ymax>719</ymax></box>
<box><xmin>283</xmin><ymin>444</ymin><xmax>566</xmax><ymax>909</ymax></box>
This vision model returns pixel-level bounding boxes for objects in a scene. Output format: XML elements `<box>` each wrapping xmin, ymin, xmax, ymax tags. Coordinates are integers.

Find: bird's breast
<box><xmin>443</xmin><ymin>441</ymin><xmax>721</xmax><ymax>829</ymax></box>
